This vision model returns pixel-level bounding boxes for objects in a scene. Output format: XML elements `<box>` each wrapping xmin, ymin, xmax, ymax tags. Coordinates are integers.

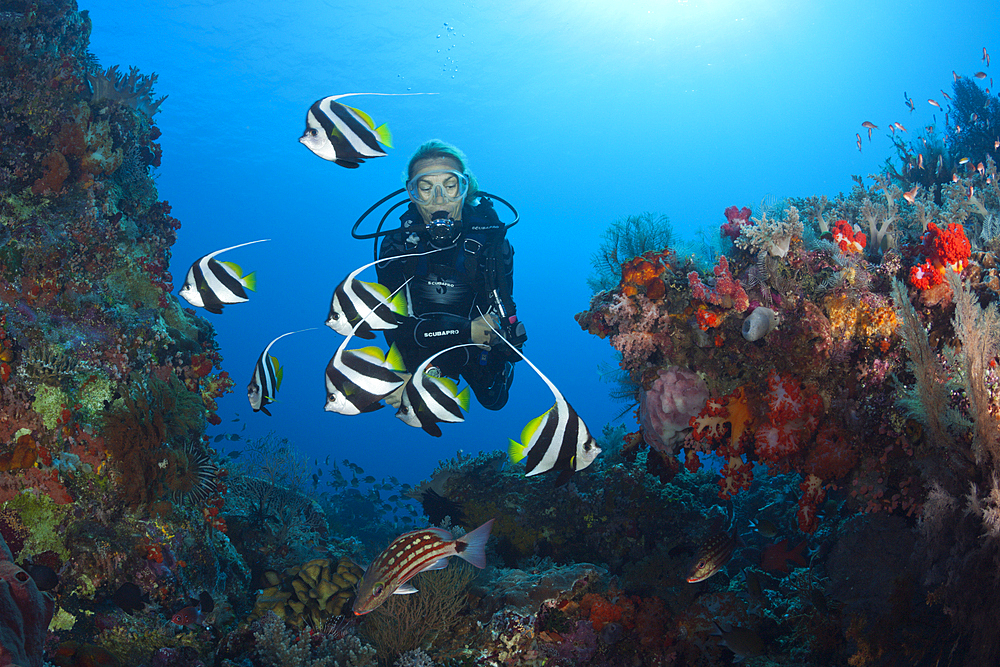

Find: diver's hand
<box><xmin>470</xmin><ymin>313</ymin><xmax>498</xmax><ymax>350</ymax></box>
<box><xmin>385</xmin><ymin>374</ymin><xmax>412</xmax><ymax>409</ymax></box>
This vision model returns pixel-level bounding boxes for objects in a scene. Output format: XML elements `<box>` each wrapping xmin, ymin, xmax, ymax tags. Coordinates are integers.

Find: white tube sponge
<box><xmin>742</xmin><ymin>306</ymin><xmax>778</xmax><ymax>342</ymax></box>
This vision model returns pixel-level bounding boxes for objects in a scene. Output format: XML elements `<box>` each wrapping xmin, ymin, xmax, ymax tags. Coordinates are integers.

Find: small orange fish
<box><xmin>953</xmin><ymin>70</ymin><xmax>959</xmax><ymax>81</ymax></box>
<box><xmin>902</xmin><ymin>184</ymin><xmax>919</xmax><ymax>204</ymax></box>
<box><xmin>975</xmin><ymin>72</ymin><xmax>988</xmax><ymax>79</ymax></box>
<box><xmin>941</xmin><ymin>90</ymin><xmax>952</xmax><ymax>100</ymax></box>
<box><xmin>984</xmin><ymin>47</ymin><xmax>990</xmax><ymax>67</ymax></box>
<box><xmin>928</xmin><ymin>99</ymin><xmax>941</xmax><ymax>109</ymax></box>
<box><xmin>995</xmin><ymin>139</ymin><xmax>999</xmax><ymax>150</ymax></box>
<box><xmin>918</xmin><ymin>153</ymin><xmax>924</xmax><ymax>170</ymax></box>
<box><xmin>861</xmin><ymin>121</ymin><xmax>878</xmax><ymax>129</ymax></box>
<box><xmin>856</xmin><ymin>133</ymin><xmax>862</xmax><ymax>152</ymax></box>
<box><xmin>978</xmin><ymin>162</ymin><xmax>985</xmax><ymax>176</ymax></box>
<box><xmin>971</xmin><ymin>113</ymin><xmax>979</xmax><ymax>122</ymax></box>
<box><xmin>969</xmin><ymin>185</ymin><xmax>975</xmax><ymax>198</ymax></box>
<box><xmin>893</xmin><ymin>122</ymin><xmax>907</xmax><ymax>132</ymax></box>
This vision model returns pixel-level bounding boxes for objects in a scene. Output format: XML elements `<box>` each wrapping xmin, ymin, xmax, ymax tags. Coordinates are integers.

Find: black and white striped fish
<box><xmin>324</xmin><ymin>340</ymin><xmax>406</xmax><ymax>415</ymax></box>
<box><xmin>179</xmin><ymin>240</ymin><xmax>269</xmax><ymax>314</ymax></box>
<box><xmin>248</xmin><ymin>328</ymin><xmax>316</xmax><ymax>416</ymax></box>
<box><xmin>324</xmin><ymin>279</ymin><xmax>411</xmax><ymax>416</ymax></box>
<box><xmin>484</xmin><ymin>315</ymin><xmax>601</xmax><ymax>485</ymax></box>
<box><xmin>299</xmin><ymin>93</ymin><xmax>435</xmax><ymax>168</ymax></box>
<box><xmin>326</xmin><ymin>250</ymin><xmax>441</xmax><ymax>339</ymax></box>
<box><xmin>396</xmin><ymin>343</ymin><xmax>476</xmax><ymax>437</ymax></box>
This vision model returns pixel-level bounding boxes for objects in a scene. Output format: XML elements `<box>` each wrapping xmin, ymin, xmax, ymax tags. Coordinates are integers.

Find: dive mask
<box><xmin>406</xmin><ymin>169</ymin><xmax>469</xmax><ymax>205</ymax></box>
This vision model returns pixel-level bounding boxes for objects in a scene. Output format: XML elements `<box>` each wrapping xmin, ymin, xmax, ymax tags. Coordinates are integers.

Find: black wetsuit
<box><xmin>376</xmin><ymin>197</ymin><xmax>522</xmax><ymax>410</ymax></box>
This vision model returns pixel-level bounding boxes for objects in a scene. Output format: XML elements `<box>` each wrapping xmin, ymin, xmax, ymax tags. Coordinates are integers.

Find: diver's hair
<box><xmin>404</xmin><ymin>140</ymin><xmax>480</xmax><ymax>198</ymax></box>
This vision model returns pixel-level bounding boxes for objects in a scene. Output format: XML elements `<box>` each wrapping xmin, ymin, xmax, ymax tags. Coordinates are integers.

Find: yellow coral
<box><xmin>252</xmin><ymin>557</ymin><xmax>363</xmax><ymax>628</ymax></box>
<box><xmin>823</xmin><ymin>293</ymin><xmax>898</xmax><ymax>348</ymax></box>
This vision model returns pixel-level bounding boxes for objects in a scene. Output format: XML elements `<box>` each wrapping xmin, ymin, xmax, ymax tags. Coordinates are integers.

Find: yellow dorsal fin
<box><xmin>270</xmin><ymin>355</ymin><xmax>283</xmax><ymax>389</ymax></box>
<box><xmin>353</xmin><ymin>346</ymin><xmax>386</xmax><ymax>362</ymax></box>
<box><xmin>437</xmin><ymin>376</ymin><xmax>459</xmax><ymax>395</ymax></box>
<box><xmin>520</xmin><ymin>409</ymin><xmax>550</xmax><ymax>445</ymax></box>
<box><xmin>344</xmin><ymin>104</ymin><xmax>376</xmax><ymax>129</ymax></box>
<box><xmin>220</xmin><ymin>260</ymin><xmax>243</xmax><ymax>276</ymax></box>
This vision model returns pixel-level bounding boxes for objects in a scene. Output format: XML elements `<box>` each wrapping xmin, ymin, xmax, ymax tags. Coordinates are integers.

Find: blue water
<box><xmin>81</xmin><ymin>0</ymin><xmax>998</xmax><ymax>486</ymax></box>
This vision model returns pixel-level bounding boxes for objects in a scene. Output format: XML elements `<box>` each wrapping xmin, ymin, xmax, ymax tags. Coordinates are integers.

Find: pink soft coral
<box><xmin>639</xmin><ymin>366</ymin><xmax>709</xmax><ymax>453</ymax></box>
<box><xmin>687</xmin><ymin>256</ymin><xmax>750</xmax><ymax>313</ymax></box>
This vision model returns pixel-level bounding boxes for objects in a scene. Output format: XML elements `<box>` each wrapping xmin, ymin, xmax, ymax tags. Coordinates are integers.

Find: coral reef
<box><xmin>5</xmin><ymin>3</ymin><xmax>1000</xmax><ymax>667</ymax></box>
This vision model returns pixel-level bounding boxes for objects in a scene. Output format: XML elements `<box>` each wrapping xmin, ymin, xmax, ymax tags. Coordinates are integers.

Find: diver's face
<box><xmin>408</xmin><ymin>157</ymin><xmax>465</xmax><ymax>225</ymax></box>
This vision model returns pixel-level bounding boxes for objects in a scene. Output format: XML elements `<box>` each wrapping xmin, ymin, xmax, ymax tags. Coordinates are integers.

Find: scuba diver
<box><xmin>370</xmin><ymin>140</ymin><xmax>527</xmax><ymax>410</ymax></box>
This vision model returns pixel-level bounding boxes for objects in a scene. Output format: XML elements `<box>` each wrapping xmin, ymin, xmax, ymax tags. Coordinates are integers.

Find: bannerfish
<box><xmin>484</xmin><ymin>313</ymin><xmax>601</xmax><ymax>485</ymax></box>
<box><xmin>396</xmin><ymin>343</ymin><xmax>476</xmax><ymax>437</ymax></box>
<box><xmin>352</xmin><ymin>518</ymin><xmax>494</xmax><ymax>615</ymax></box>
<box><xmin>324</xmin><ymin>342</ymin><xmax>406</xmax><ymax>415</ymax></box>
<box><xmin>325</xmin><ymin>279</ymin><xmax>410</xmax><ymax>414</ymax></box>
<box><xmin>179</xmin><ymin>239</ymin><xmax>270</xmax><ymax>314</ymax></box>
<box><xmin>299</xmin><ymin>92</ymin><xmax>436</xmax><ymax>168</ymax></box>
<box><xmin>248</xmin><ymin>328</ymin><xmax>317</xmax><ymax>415</ymax></box>
<box><xmin>327</xmin><ymin>249</ymin><xmax>442</xmax><ymax>339</ymax></box>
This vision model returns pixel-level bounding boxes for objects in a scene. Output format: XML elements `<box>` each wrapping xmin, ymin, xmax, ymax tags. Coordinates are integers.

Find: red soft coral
<box><xmin>797</xmin><ymin>473</ymin><xmax>825</xmax><ymax>533</ymax></box>
<box><xmin>831</xmin><ymin>219</ymin><xmax>867</xmax><ymax>254</ymax></box>
<box><xmin>805</xmin><ymin>423</ymin><xmax>858</xmax><ymax>481</ymax></box>
<box><xmin>722</xmin><ymin>206</ymin><xmax>751</xmax><ymax>240</ymax></box>
<box><xmin>909</xmin><ymin>222</ymin><xmax>971</xmax><ymax>291</ymax></box>
<box><xmin>753</xmin><ymin>372</ymin><xmax>824</xmax><ymax>467</ymax></box>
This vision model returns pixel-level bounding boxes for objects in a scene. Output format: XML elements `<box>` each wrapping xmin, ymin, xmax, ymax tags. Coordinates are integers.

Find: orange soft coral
<box><xmin>620</xmin><ymin>250</ymin><xmax>671</xmax><ymax>300</ymax></box>
<box><xmin>689</xmin><ymin>387</ymin><xmax>756</xmax><ymax>499</ymax></box>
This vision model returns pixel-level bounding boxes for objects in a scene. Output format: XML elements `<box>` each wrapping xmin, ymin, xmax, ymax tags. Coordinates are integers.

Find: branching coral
<box><xmin>87</xmin><ymin>65</ymin><xmax>167</xmax><ymax>116</ymax></box>
<box><xmin>734</xmin><ymin>206</ymin><xmax>804</xmax><ymax>258</ymax></box>
<box><xmin>588</xmin><ymin>212</ymin><xmax>674</xmax><ymax>293</ymax></box>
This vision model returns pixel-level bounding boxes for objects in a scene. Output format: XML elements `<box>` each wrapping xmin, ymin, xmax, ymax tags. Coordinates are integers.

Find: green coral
<box><xmin>4</xmin><ymin>490</ymin><xmax>70</xmax><ymax>561</ymax></box>
<box><xmin>77</xmin><ymin>374</ymin><xmax>114</xmax><ymax>418</ymax></box>
<box><xmin>48</xmin><ymin>608</ymin><xmax>77</xmax><ymax>631</ymax></box>
<box><xmin>31</xmin><ymin>384</ymin><xmax>70</xmax><ymax>430</ymax></box>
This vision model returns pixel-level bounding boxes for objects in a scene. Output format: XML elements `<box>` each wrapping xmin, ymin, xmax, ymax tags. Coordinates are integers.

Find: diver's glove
<box><xmin>384</xmin><ymin>373</ymin><xmax>412</xmax><ymax>409</ymax></box>
<box><xmin>470</xmin><ymin>313</ymin><xmax>499</xmax><ymax>350</ymax></box>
